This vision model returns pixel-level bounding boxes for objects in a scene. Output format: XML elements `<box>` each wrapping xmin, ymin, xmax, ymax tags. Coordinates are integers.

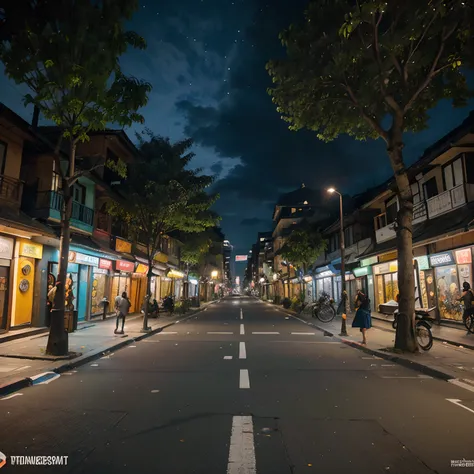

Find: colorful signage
<box><xmin>116</xmin><ymin>260</ymin><xmax>135</xmax><ymax>272</ymax></box>
<box><xmin>379</xmin><ymin>251</ymin><xmax>397</xmax><ymax>263</ymax></box>
<box><xmin>353</xmin><ymin>266</ymin><xmax>370</xmax><ymax>277</ymax></box>
<box><xmin>415</xmin><ymin>255</ymin><xmax>430</xmax><ymax>271</ymax></box>
<box><xmin>168</xmin><ymin>269</ymin><xmax>185</xmax><ymax>279</ymax></box>
<box><xmin>99</xmin><ymin>259</ymin><xmax>113</xmax><ymax>270</ymax></box>
<box><xmin>70</xmin><ymin>252</ymin><xmax>99</xmax><ymax>266</ymax></box>
<box><xmin>135</xmin><ymin>264</ymin><xmax>149</xmax><ymax>274</ymax></box>
<box><xmin>19</xmin><ymin>240</ymin><xmax>43</xmax><ymax>259</ymax></box>
<box><xmin>0</xmin><ymin>236</ymin><xmax>14</xmax><ymax>260</ymax></box>
<box><xmin>429</xmin><ymin>251</ymin><xmax>454</xmax><ymax>267</ymax></box>
<box><xmin>455</xmin><ymin>248</ymin><xmax>472</xmax><ymax>265</ymax></box>
<box><xmin>316</xmin><ymin>270</ymin><xmax>333</xmax><ymax>278</ymax></box>
<box><xmin>115</xmin><ymin>238</ymin><xmax>132</xmax><ymax>254</ymax></box>
<box><xmin>374</xmin><ymin>263</ymin><xmax>390</xmax><ymax>275</ymax></box>
<box><xmin>235</xmin><ymin>255</ymin><xmax>247</xmax><ymax>262</ymax></box>
<box><xmin>360</xmin><ymin>256</ymin><xmax>378</xmax><ymax>267</ymax></box>
<box><xmin>153</xmin><ymin>252</ymin><xmax>168</xmax><ymax>263</ymax></box>
<box><xmin>389</xmin><ymin>261</ymin><xmax>398</xmax><ymax>273</ymax></box>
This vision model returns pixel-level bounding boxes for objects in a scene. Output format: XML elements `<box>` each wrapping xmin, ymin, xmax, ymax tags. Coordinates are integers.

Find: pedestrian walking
<box><xmin>352</xmin><ymin>289</ymin><xmax>372</xmax><ymax>345</ymax></box>
<box><xmin>459</xmin><ymin>282</ymin><xmax>474</xmax><ymax>335</ymax></box>
<box><xmin>114</xmin><ymin>291</ymin><xmax>131</xmax><ymax>334</ymax></box>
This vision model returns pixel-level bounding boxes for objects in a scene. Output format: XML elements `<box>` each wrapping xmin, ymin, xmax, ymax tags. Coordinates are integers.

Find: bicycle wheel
<box><xmin>416</xmin><ymin>321</ymin><xmax>433</xmax><ymax>351</ymax></box>
<box><xmin>316</xmin><ymin>304</ymin><xmax>336</xmax><ymax>323</ymax></box>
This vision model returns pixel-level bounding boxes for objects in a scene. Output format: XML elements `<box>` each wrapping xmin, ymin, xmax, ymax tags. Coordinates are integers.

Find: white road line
<box><xmin>446</xmin><ymin>398</ymin><xmax>474</xmax><ymax>415</ymax></box>
<box><xmin>240</xmin><ymin>309</ymin><xmax>243</xmax><ymax>320</ymax></box>
<box><xmin>381</xmin><ymin>375</ymin><xmax>433</xmax><ymax>379</ymax></box>
<box><xmin>224</xmin><ymin>356</ymin><xmax>233</xmax><ymax>360</ymax></box>
<box><xmin>291</xmin><ymin>332</ymin><xmax>315</xmax><ymax>335</ymax></box>
<box><xmin>239</xmin><ymin>342</ymin><xmax>247</xmax><ymax>359</ymax></box>
<box><xmin>1</xmin><ymin>393</ymin><xmax>23</xmax><ymax>400</ymax></box>
<box><xmin>240</xmin><ymin>324</ymin><xmax>245</xmax><ymax>335</ymax></box>
<box><xmin>14</xmin><ymin>365</ymin><xmax>31</xmax><ymax>372</ymax></box>
<box><xmin>448</xmin><ymin>378</ymin><xmax>474</xmax><ymax>393</ymax></box>
<box><xmin>208</xmin><ymin>332</ymin><xmax>234</xmax><ymax>335</ymax></box>
<box><xmin>160</xmin><ymin>332</ymin><xmax>178</xmax><ymax>335</ymax></box>
<box><xmin>252</xmin><ymin>332</ymin><xmax>279</xmax><ymax>335</ymax></box>
<box><xmin>239</xmin><ymin>369</ymin><xmax>250</xmax><ymax>389</ymax></box>
<box><xmin>227</xmin><ymin>415</ymin><xmax>256</xmax><ymax>474</ymax></box>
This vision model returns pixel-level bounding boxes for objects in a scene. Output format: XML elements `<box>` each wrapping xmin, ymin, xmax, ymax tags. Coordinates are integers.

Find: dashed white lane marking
<box><xmin>224</xmin><ymin>356</ymin><xmax>233</xmax><ymax>360</ymax></box>
<box><xmin>448</xmin><ymin>379</ymin><xmax>474</xmax><ymax>393</ymax></box>
<box><xmin>129</xmin><ymin>345</ymin><xmax>136</xmax><ymax>348</ymax></box>
<box><xmin>291</xmin><ymin>332</ymin><xmax>315</xmax><ymax>335</ymax></box>
<box><xmin>91</xmin><ymin>364</ymin><xmax>99</xmax><ymax>367</ymax></box>
<box><xmin>381</xmin><ymin>375</ymin><xmax>433</xmax><ymax>379</ymax></box>
<box><xmin>1</xmin><ymin>393</ymin><xmax>23</xmax><ymax>400</ymax></box>
<box><xmin>208</xmin><ymin>332</ymin><xmax>234</xmax><ymax>335</ymax></box>
<box><xmin>204</xmin><ymin>308</ymin><xmax>208</xmax><ymax>311</ymax></box>
<box><xmin>252</xmin><ymin>332</ymin><xmax>279</xmax><ymax>335</ymax></box>
<box><xmin>240</xmin><ymin>324</ymin><xmax>245</xmax><ymax>335</ymax></box>
<box><xmin>227</xmin><ymin>415</ymin><xmax>256</xmax><ymax>474</ymax></box>
<box><xmin>160</xmin><ymin>332</ymin><xmax>178</xmax><ymax>335</ymax></box>
<box><xmin>446</xmin><ymin>398</ymin><xmax>474</xmax><ymax>415</ymax></box>
<box><xmin>240</xmin><ymin>309</ymin><xmax>243</xmax><ymax>320</ymax></box>
<box><xmin>239</xmin><ymin>342</ymin><xmax>247</xmax><ymax>359</ymax></box>
<box><xmin>239</xmin><ymin>369</ymin><xmax>250</xmax><ymax>389</ymax></box>
<box><xmin>151</xmin><ymin>390</ymin><xmax>160</xmax><ymax>393</ymax></box>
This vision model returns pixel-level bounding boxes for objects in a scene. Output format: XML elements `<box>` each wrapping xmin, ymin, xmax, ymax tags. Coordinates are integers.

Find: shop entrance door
<box><xmin>0</xmin><ymin>266</ymin><xmax>9</xmax><ymax>330</ymax></box>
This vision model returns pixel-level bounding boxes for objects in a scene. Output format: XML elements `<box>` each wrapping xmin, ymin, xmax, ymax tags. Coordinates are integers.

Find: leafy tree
<box><xmin>109</xmin><ymin>133</ymin><xmax>220</xmax><ymax>330</ymax></box>
<box><xmin>267</xmin><ymin>0</ymin><xmax>473</xmax><ymax>352</ymax></box>
<box><xmin>0</xmin><ymin>0</ymin><xmax>151</xmax><ymax>356</ymax></box>
<box><xmin>280</xmin><ymin>223</ymin><xmax>327</xmax><ymax>274</ymax></box>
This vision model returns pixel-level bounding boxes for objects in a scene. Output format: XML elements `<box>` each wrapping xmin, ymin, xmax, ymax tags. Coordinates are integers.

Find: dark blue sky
<box><xmin>1</xmin><ymin>0</ymin><xmax>473</xmax><ymax>276</ymax></box>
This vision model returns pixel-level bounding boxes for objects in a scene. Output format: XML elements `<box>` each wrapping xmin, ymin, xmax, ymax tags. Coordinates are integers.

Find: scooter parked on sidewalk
<box><xmin>392</xmin><ymin>307</ymin><xmax>436</xmax><ymax>351</ymax></box>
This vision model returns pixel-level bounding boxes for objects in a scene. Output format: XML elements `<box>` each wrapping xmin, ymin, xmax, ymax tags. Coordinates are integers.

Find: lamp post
<box><xmin>327</xmin><ymin>187</ymin><xmax>348</xmax><ymax>336</ymax></box>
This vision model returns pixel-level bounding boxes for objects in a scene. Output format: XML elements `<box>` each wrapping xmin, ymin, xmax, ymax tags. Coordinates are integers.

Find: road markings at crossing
<box><xmin>227</xmin><ymin>416</ymin><xmax>256</xmax><ymax>474</ymax></box>
<box><xmin>208</xmin><ymin>332</ymin><xmax>234</xmax><ymax>335</ymax></box>
<box><xmin>240</xmin><ymin>324</ymin><xmax>245</xmax><ymax>335</ymax></box>
<box><xmin>224</xmin><ymin>356</ymin><xmax>233</xmax><ymax>360</ymax></box>
<box><xmin>446</xmin><ymin>398</ymin><xmax>474</xmax><ymax>415</ymax></box>
<box><xmin>239</xmin><ymin>369</ymin><xmax>250</xmax><ymax>389</ymax></box>
<box><xmin>252</xmin><ymin>332</ymin><xmax>279</xmax><ymax>335</ymax></box>
<box><xmin>239</xmin><ymin>342</ymin><xmax>247</xmax><ymax>359</ymax></box>
<box><xmin>448</xmin><ymin>378</ymin><xmax>474</xmax><ymax>393</ymax></box>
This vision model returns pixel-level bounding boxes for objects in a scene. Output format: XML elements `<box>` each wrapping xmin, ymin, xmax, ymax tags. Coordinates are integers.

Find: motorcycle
<box><xmin>392</xmin><ymin>307</ymin><xmax>436</xmax><ymax>351</ymax></box>
<box><xmin>163</xmin><ymin>296</ymin><xmax>175</xmax><ymax>314</ymax></box>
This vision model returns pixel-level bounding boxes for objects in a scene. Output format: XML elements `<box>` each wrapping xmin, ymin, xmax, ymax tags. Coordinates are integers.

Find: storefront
<box><xmin>414</xmin><ymin>255</ymin><xmax>436</xmax><ymax>310</ymax></box>
<box><xmin>303</xmin><ymin>275</ymin><xmax>314</xmax><ymax>303</ymax></box>
<box><xmin>350</xmin><ymin>266</ymin><xmax>371</xmax><ymax>311</ymax></box>
<box><xmin>111</xmin><ymin>259</ymin><xmax>135</xmax><ymax>307</ymax></box>
<box><xmin>0</xmin><ymin>236</ymin><xmax>14</xmax><ymax>332</ymax></box>
<box><xmin>90</xmin><ymin>258</ymin><xmax>113</xmax><ymax>317</ymax></box>
<box><xmin>373</xmin><ymin>260</ymin><xmax>399</xmax><ymax>311</ymax></box>
<box><xmin>430</xmin><ymin>248</ymin><xmax>472</xmax><ymax>322</ymax></box>
<box><xmin>131</xmin><ymin>263</ymin><xmax>148</xmax><ymax>312</ymax></box>
<box><xmin>168</xmin><ymin>269</ymin><xmax>185</xmax><ymax>300</ymax></box>
<box><xmin>11</xmin><ymin>239</ymin><xmax>44</xmax><ymax>327</ymax></box>
<box><xmin>314</xmin><ymin>267</ymin><xmax>335</xmax><ymax>299</ymax></box>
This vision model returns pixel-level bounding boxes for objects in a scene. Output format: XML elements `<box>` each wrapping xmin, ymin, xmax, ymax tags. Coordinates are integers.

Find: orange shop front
<box><xmin>111</xmin><ymin>259</ymin><xmax>135</xmax><ymax>308</ymax></box>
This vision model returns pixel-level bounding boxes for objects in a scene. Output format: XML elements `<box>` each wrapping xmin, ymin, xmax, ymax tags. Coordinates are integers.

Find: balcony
<box><xmin>426</xmin><ymin>183</ymin><xmax>466</xmax><ymax>219</ymax></box>
<box><xmin>375</xmin><ymin>222</ymin><xmax>397</xmax><ymax>244</ymax></box>
<box><xmin>412</xmin><ymin>200</ymin><xmax>428</xmax><ymax>224</ymax></box>
<box><xmin>0</xmin><ymin>175</ymin><xmax>24</xmax><ymax>207</ymax></box>
<box><xmin>48</xmin><ymin>191</ymin><xmax>94</xmax><ymax>227</ymax></box>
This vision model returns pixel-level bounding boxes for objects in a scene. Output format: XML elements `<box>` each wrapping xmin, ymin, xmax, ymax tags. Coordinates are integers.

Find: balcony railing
<box><xmin>0</xmin><ymin>174</ymin><xmax>23</xmax><ymax>206</ymax></box>
<box><xmin>426</xmin><ymin>183</ymin><xmax>466</xmax><ymax>219</ymax></box>
<box><xmin>49</xmin><ymin>191</ymin><xmax>94</xmax><ymax>227</ymax></box>
<box><xmin>412</xmin><ymin>200</ymin><xmax>428</xmax><ymax>224</ymax></box>
<box><xmin>375</xmin><ymin>222</ymin><xmax>397</xmax><ymax>243</ymax></box>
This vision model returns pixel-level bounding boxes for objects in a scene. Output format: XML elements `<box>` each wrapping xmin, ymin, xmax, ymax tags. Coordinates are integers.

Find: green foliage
<box><xmin>280</xmin><ymin>224</ymin><xmax>327</xmax><ymax>273</ymax></box>
<box><xmin>0</xmin><ymin>0</ymin><xmax>152</xmax><ymax>143</ymax></box>
<box><xmin>267</xmin><ymin>0</ymin><xmax>473</xmax><ymax>143</ymax></box>
<box><xmin>108</xmin><ymin>132</ymin><xmax>220</xmax><ymax>261</ymax></box>
<box><xmin>181</xmin><ymin>232</ymin><xmax>214</xmax><ymax>267</ymax></box>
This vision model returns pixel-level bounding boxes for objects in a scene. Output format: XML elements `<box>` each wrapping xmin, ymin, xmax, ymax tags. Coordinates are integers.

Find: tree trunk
<box><xmin>46</xmin><ymin>142</ymin><xmax>76</xmax><ymax>356</ymax></box>
<box><xmin>142</xmin><ymin>266</ymin><xmax>152</xmax><ymax>332</ymax></box>
<box><xmin>388</xmin><ymin>123</ymin><xmax>417</xmax><ymax>353</ymax></box>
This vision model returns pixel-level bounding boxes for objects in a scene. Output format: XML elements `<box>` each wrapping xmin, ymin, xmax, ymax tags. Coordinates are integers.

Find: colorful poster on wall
<box><xmin>435</xmin><ymin>265</ymin><xmax>462</xmax><ymax>321</ymax></box>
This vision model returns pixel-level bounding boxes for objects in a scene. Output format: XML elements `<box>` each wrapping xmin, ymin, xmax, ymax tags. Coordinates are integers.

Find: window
<box><xmin>411</xmin><ymin>182</ymin><xmax>421</xmax><ymax>204</ymax></box>
<box><xmin>291</xmin><ymin>208</ymin><xmax>296</xmax><ymax>214</ymax></box>
<box><xmin>375</xmin><ymin>213</ymin><xmax>387</xmax><ymax>230</ymax></box>
<box><xmin>0</xmin><ymin>140</ymin><xmax>6</xmax><ymax>175</ymax></box>
<box><xmin>465</xmin><ymin>153</ymin><xmax>474</xmax><ymax>184</ymax></box>
<box><xmin>386</xmin><ymin>201</ymin><xmax>398</xmax><ymax>224</ymax></box>
<box><xmin>73</xmin><ymin>183</ymin><xmax>86</xmax><ymax>204</ymax></box>
<box><xmin>443</xmin><ymin>156</ymin><xmax>464</xmax><ymax>191</ymax></box>
<box><xmin>423</xmin><ymin>177</ymin><xmax>438</xmax><ymax>199</ymax></box>
<box><xmin>330</xmin><ymin>233</ymin><xmax>339</xmax><ymax>252</ymax></box>
<box><xmin>344</xmin><ymin>226</ymin><xmax>354</xmax><ymax>246</ymax></box>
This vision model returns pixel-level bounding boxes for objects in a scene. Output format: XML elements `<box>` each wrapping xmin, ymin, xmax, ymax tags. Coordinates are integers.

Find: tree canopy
<box><xmin>280</xmin><ymin>223</ymin><xmax>327</xmax><ymax>273</ymax></box>
<box><xmin>266</xmin><ymin>0</ymin><xmax>473</xmax><ymax>144</ymax></box>
<box><xmin>109</xmin><ymin>133</ymin><xmax>220</xmax><ymax>262</ymax></box>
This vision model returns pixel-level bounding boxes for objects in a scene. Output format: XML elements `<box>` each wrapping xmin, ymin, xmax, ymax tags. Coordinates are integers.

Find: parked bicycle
<box><xmin>392</xmin><ymin>307</ymin><xmax>435</xmax><ymax>351</ymax></box>
<box><xmin>311</xmin><ymin>292</ymin><xmax>336</xmax><ymax>323</ymax></box>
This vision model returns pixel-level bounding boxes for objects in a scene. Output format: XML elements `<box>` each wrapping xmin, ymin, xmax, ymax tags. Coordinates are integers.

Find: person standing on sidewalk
<box><xmin>352</xmin><ymin>289</ymin><xmax>372</xmax><ymax>345</ymax></box>
<box><xmin>459</xmin><ymin>282</ymin><xmax>474</xmax><ymax>335</ymax></box>
<box><xmin>114</xmin><ymin>292</ymin><xmax>131</xmax><ymax>334</ymax></box>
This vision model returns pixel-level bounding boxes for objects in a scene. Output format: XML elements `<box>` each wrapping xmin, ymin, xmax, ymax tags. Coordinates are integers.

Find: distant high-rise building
<box><xmin>223</xmin><ymin>240</ymin><xmax>233</xmax><ymax>287</ymax></box>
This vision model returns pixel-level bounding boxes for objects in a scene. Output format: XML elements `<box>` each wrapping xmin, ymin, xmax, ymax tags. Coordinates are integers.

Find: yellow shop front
<box><xmin>11</xmin><ymin>239</ymin><xmax>43</xmax><ymax>327</ymax></box>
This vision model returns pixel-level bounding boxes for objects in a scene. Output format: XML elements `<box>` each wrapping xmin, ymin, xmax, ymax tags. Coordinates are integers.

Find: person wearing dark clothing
<box><xmin>459</xmin><ymin>282</ymin><xmax>474</xmax><ymax>335</ymax></box>
<box><xmin>352</xmin><ymin>289</ymin><xmax>372</xmax><ymax>344</ymax></box>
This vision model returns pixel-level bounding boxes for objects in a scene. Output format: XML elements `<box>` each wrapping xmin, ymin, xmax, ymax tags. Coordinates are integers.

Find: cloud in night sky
<box><xmin>1</xmin><ymin>0</ymin><xmax>473</xmax><ymax>273</ymax></box>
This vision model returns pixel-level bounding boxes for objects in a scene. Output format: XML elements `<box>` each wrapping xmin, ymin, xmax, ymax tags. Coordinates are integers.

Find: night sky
<box><xmin>1</xmin><ymin>0</ymin><xmax>473</xmax><ymax>278</ymax></box>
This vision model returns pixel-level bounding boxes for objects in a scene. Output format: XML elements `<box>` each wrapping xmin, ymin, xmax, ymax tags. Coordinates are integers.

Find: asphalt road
<box><xmin>1</xmin><ymin>296</ymin><xmax>474</xmax><ymax>473</ymax></box>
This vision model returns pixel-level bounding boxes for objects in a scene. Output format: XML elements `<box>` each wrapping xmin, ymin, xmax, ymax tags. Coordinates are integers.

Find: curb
<box><xmin>268</xmin><ymin>302</ymin><xmax>457</xmax><ymax>383</ymax></box>
<box><xmin>0</xmin><ymin>301</ymin><xmax>217</xmax><ymax>397</ymax></box>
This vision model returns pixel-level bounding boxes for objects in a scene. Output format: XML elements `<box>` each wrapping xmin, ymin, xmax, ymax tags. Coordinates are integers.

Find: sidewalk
<box><xmin>0</xmin><ymin>301</ymin><xmax>216</xmax><ymax>396</ymax></box>
<box><xmin>271</xmin><ymin>302</ymin><xmax>474</xmax><ymax>388</ymax></box>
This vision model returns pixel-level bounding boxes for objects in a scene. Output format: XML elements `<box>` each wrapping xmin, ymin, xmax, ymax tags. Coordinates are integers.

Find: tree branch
<box><xmin>343</xmin><ymin>83</ymin><xmax>389</xmax><ymax>142</ymax></box>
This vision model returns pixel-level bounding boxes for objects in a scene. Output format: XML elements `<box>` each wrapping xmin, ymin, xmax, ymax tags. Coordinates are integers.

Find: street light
<box><xmin>327</xmin><ymin>187</ymin><xmax>348</xmax><ymax>336</ymax></box>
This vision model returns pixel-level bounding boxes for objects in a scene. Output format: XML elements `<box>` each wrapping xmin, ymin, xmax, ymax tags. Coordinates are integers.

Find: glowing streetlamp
<box><xmin>327</xmin><ymin>187</ymin><xmax>348</xmax><ymax>336</ymax></box>
<box><xmin>211</xmin><ymin>270</ymin><xmax>218</xmax><ymax>279</ymax></box>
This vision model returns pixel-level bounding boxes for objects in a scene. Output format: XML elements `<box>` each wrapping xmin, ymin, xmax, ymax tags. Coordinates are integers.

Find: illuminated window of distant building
<box><xmin>303</xmin><ymin>201</ymin><xmax>308</xmax><ymax>205</ymax></box>
<box><xmin>291</xmin><ymin>208</ymin><xmax>296</xmax><ymax>213</ymax></box>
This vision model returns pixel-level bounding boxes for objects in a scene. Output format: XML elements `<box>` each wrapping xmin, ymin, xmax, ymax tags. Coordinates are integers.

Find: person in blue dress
<box><xmin>352</xmin><ymin>289</ymin><xmax>372</xmax><ymax>345</ymax></box>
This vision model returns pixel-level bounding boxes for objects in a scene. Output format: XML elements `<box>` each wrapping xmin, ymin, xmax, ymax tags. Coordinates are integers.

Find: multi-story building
<box><xmin>223</xmin><ymin>240</ymin><xmax>233</xmax><ymax>288</ymax></box>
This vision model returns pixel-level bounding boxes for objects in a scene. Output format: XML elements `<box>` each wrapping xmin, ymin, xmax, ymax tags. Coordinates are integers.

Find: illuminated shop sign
<box><xmin>429</xmin><ymin>251</ymin><xmax>454</xmax><ymax>267</ymax></box>
<box><xmin>415</xmin><ymin>256</ymin><xmax>430</xmax><ymax>271</ymax></box>
<box><xmin>115</xmin><ymin>260</ymin><xmax>135</xmax><ymax>272</ymax></box>
<box><xmin>99</xmin><ymin>259</ymin><xmax>113</xmax><ymax>270</ymax></box>
<box><xmin>360</xmin><ymin>256</ymin><xmax>378</xmax><ymax>267</ymax></box>
<box><xmin>455</xmin><ymin>248</ymin><xmax>472</xmax><ymax>265</ymax></box>
<box><xmin>69</xmin><ymin>251</ymin><xmax>99</xmax><ymax>266</ymax></box>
